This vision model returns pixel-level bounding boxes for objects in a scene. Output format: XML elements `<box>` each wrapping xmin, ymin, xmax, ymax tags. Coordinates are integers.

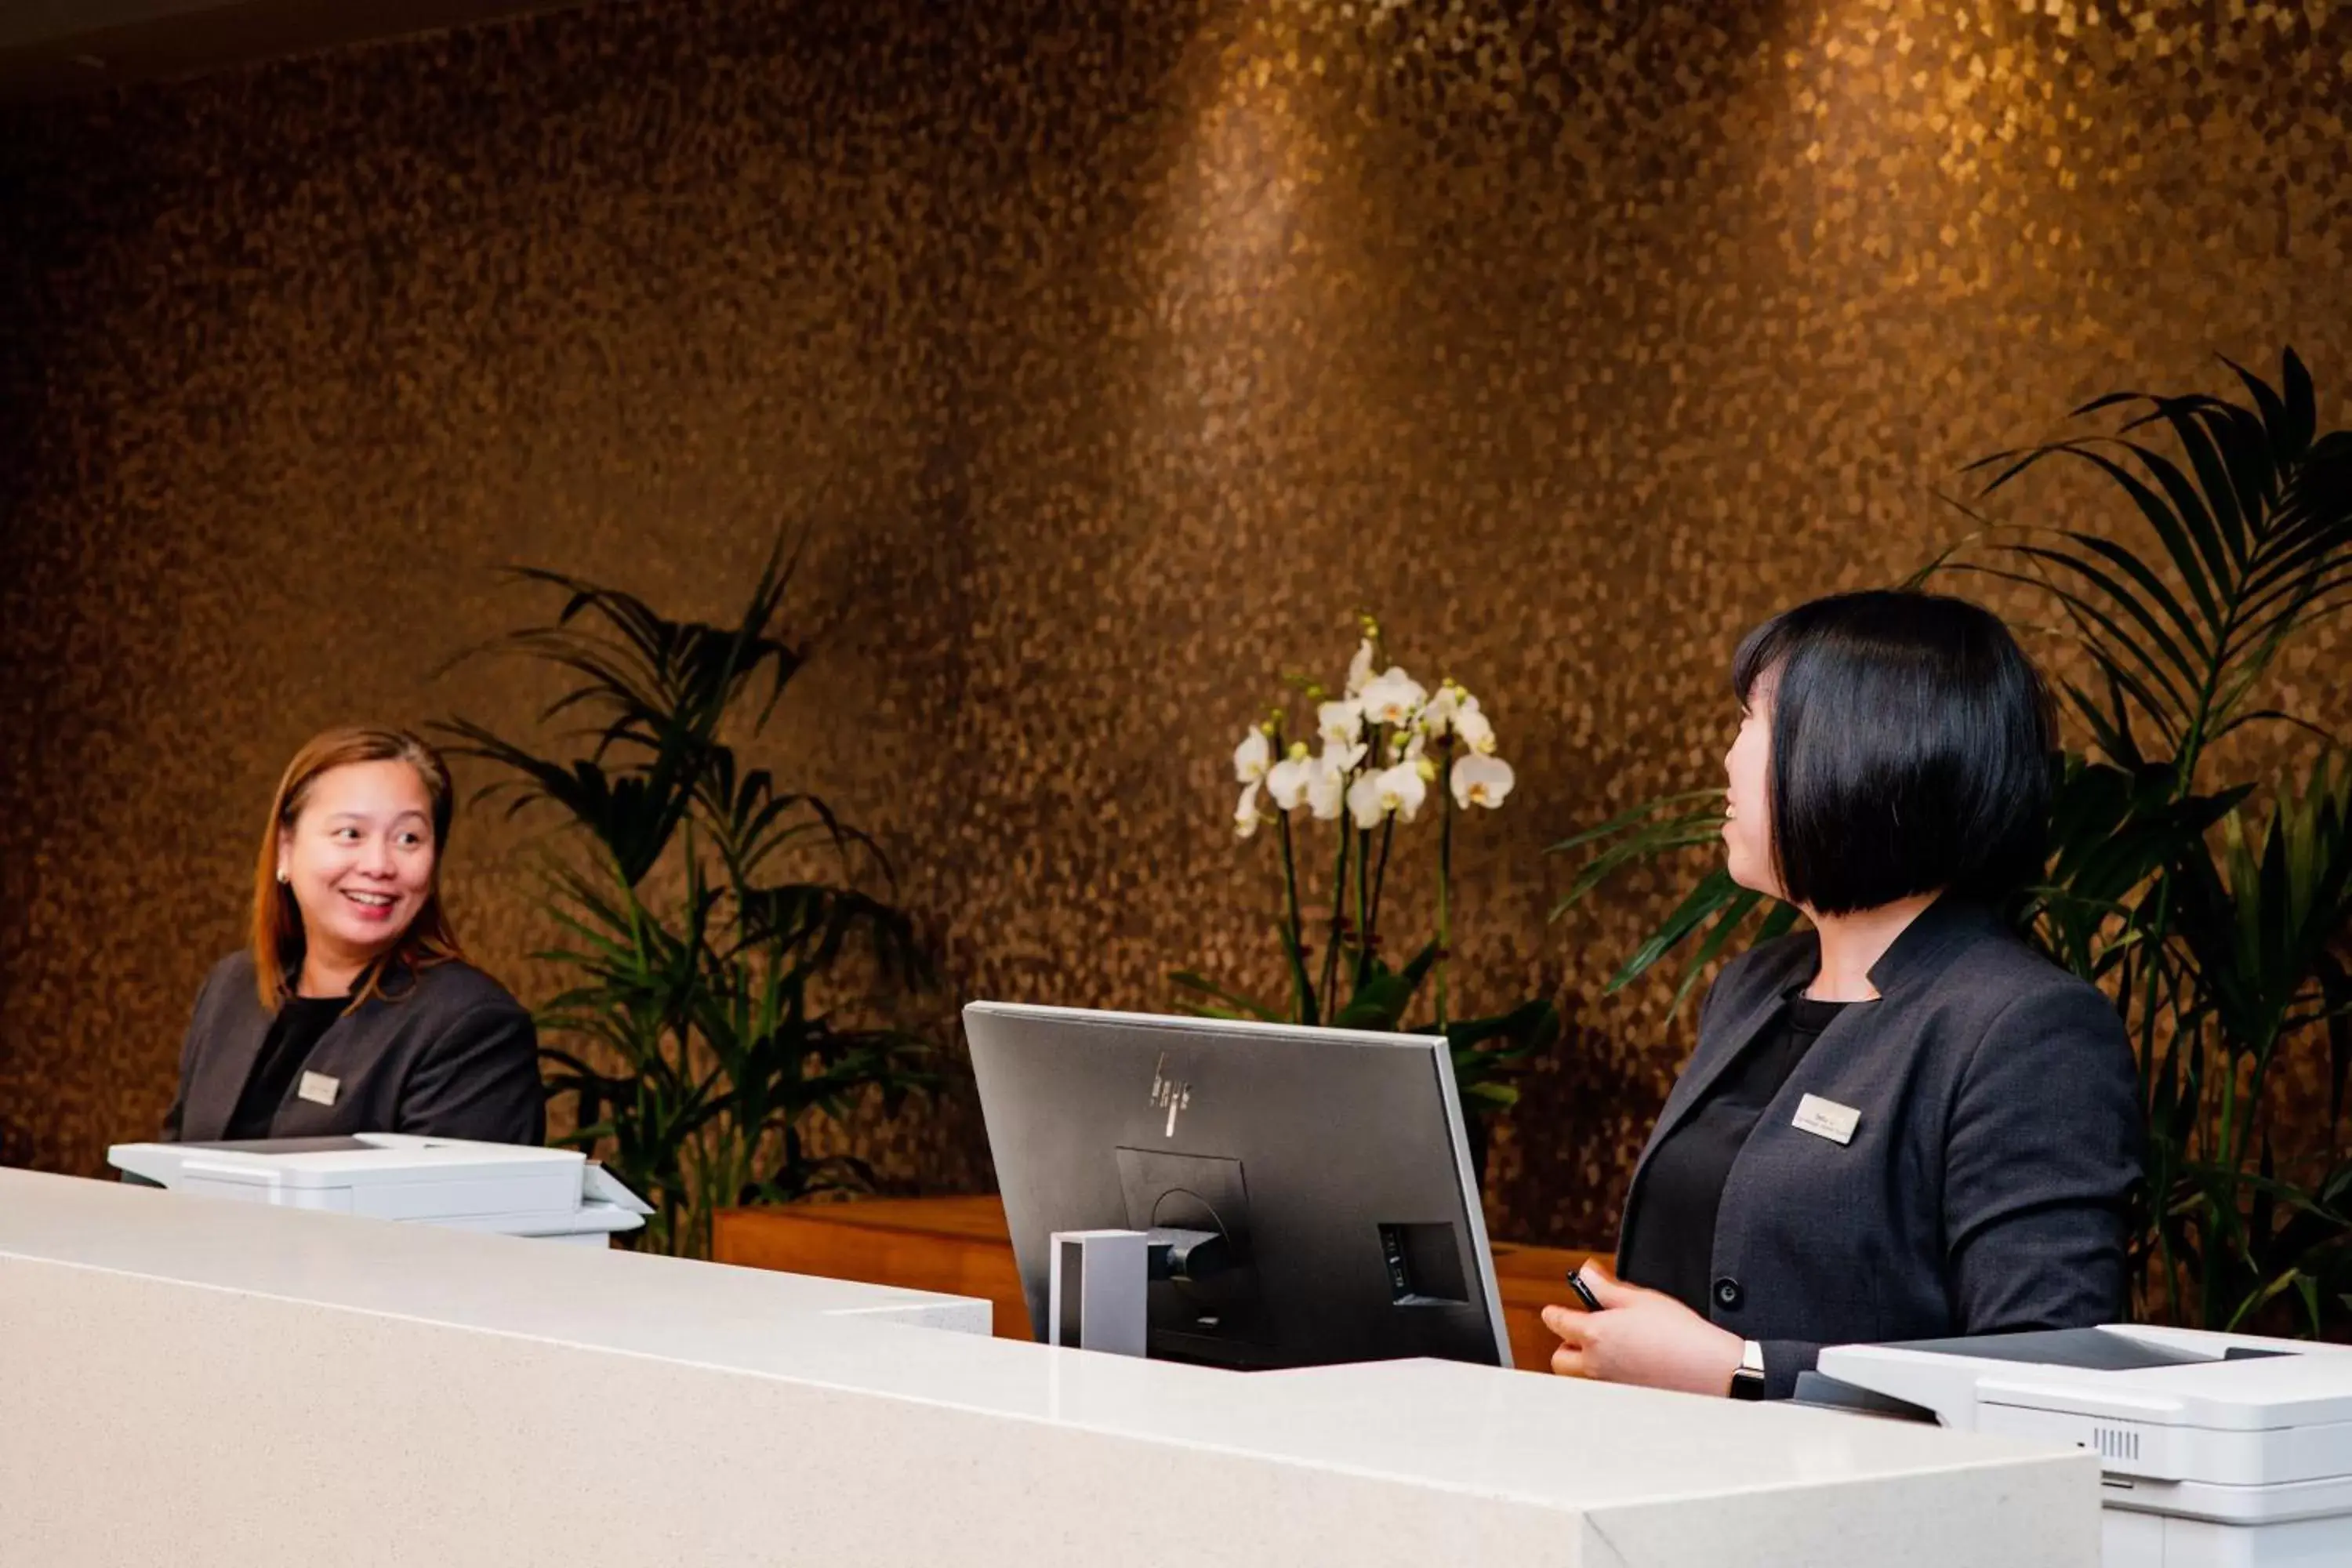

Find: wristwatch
<box><xmin>1728</xmin><ymin>1339</ymin><xmax>1767</xmax><ymax>1401</ymax></box>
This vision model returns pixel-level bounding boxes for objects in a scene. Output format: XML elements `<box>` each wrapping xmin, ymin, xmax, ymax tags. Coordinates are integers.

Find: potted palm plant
<box><xmin>439</xmin><ymin>539</ymin><xmax>936</xmax><ymax>1257</ymax></box>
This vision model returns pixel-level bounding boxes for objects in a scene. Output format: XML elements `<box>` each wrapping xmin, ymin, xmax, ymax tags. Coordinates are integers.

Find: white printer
<box><xmin>107</xmin><ymin>1133</ymin><xmax>652</xmax><ymax>1245</ymax></box>
<box><xmin>1817</xmin><ymin>1325</ymin><xmax>2352</xmax><ymax>1567</ymax></box>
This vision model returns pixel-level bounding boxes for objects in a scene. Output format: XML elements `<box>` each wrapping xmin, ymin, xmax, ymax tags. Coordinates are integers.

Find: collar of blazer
<box><xmin>270</xmin><ymin>950</ymin><xmax>427</xmax><ymax>1011</ymax></box>
<box><xmin>183</xmin><ymin>953</ymin><xmax>434</xmax><ymax>1142</ymax></box>
<box><xmin>1687</xmin><ymin>894</ymin><xmax>2007</xmax><ymax>1094</ymax></box>
<box><xmin>1858</xmin><ymin>895</ymin><xmax>2009</xmax><ymax>998</ymax></box>
<box><xmin>1704</xmin><ymin>893</ymin><xmax>2006</xmax><ymax>1046</ymax></box>
<box><xmin>1621</xmin><ymin>894</ymin><xmax>2012</xmax><ymax>1243</ymax></box>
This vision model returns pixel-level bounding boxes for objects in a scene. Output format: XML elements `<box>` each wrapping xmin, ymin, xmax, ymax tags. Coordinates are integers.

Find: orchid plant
<box><xmin>1178</xmin><ymin>616</ymin><xmax>1559</xmax><ymax>1160</ymax></box>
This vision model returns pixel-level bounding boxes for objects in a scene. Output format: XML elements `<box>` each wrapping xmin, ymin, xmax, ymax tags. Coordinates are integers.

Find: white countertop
<box><xmin>0</xmin><ymin>1165</ymin><xmax>2082</xmax><ymax>1515</ymax></box>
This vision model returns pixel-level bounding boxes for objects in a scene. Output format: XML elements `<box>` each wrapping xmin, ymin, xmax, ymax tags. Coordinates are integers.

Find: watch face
<box><xmin>1729</xmin><ymin>1342</ymin><xmax>1767</xmax><ymax>1400</ymax></box>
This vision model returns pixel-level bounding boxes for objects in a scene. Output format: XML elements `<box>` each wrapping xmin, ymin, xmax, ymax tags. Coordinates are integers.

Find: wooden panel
<box><xmin>1491</xmin><ymin>1240</ymin><xmax>1603</xmax><ymax>1376</ymax></box>
<box><xmin>714</xmin><ymin>1197</ymin><xmax>1029</xmax><ymax>1339</ymax></box>
<box><xmin>715</xmin><ymin>1198</ymin><xmax>1599</xmax><ymax>1374</ymax></box>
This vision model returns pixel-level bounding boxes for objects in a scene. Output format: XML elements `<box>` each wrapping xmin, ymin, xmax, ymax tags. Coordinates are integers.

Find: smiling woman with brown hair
<box><xmin>161</xmin><ymin>725</ymin><xmax>544</xmax><ymax>1146</ymax></box>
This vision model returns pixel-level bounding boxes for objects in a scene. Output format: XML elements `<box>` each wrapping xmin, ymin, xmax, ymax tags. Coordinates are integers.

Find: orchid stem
<box><xmin>1319</xmin><ymin>826</ymin><xmax>1350</xmax><ymax>1021</ymax></box>
<box><xmin>1367</xmin><ymin>816</ymin><xmax>1396</xmax><ymax>959</ymax></box>
<box><xmin>1276</xmin><ymin>809</ymin><xmax>1314</xmax><ymax>1025</ymax></box>
<box><xmin>1352</xmin><ymin>826</ymin><xmax>1374</xmax><ymax>993</ymax></box>
<box><xmin>1437</xmin><ymin>739</ymin><xmax>1454</xmax><ymax>1030</ymax></box>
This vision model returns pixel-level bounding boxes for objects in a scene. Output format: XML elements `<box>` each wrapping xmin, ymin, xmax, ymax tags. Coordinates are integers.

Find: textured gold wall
<box><xmin>3</xmin><ymin>0</ymin><xmax>2350</xmax><ymax>1246</ymax></box>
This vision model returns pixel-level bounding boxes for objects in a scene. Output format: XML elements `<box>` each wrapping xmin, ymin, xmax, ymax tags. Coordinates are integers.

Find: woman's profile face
<box><xmin>276</xmin><ymin>760</ymin><xmax>439</xmax><ymax>967</ymax></box>
<box><xmin>1722</xmin><ymin>675</ymin><xmax>1782</xmax><ymax>899</ymax></box>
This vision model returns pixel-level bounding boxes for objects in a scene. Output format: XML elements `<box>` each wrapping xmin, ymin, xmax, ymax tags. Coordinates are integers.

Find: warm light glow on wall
<box><xmin>1142</xmin><ymin>4</ymin><xmax>1341</xmax><ymax>478</ymax></box>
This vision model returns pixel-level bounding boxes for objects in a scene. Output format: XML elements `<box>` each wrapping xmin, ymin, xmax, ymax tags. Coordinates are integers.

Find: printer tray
<box><xmin>1876</xmin><ymin>1327</ymin><xmax>2289</xmax><ymax>1371</ymax></box>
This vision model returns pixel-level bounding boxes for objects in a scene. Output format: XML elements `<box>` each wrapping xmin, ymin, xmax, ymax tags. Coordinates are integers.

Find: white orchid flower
<box><xmin>1358</xmin><ymin>667</ymin><xmax>1428</xmax><ymax>727</ymax></box>
<box><xmin>1421</xmin><ymin>681</ymin><xmax>1480</xmax><ymax>738</ymax></box>
<box><xmin>1234</xmin><ymin>782</ymin><xmax>1266</xmax><ymax>838</ymax></box>
<box><xmin>1345</xmin><ymin>771</ymin><xmax>1387</xmax><ymax>830</ymax></box>
<box><xmin>1308</xmin><ymin>755</ymin><xmax>1350</xmax><ymax>820</ymax></box>
<box><xmin>1454</xmin><ymin>706</ymin><xmax>1497</xmax><ymax>756</ymax></box>
<box><xmin>1322</xmin><ymin>737</ymin><xmax>1367</xmax><ymax>772</ymax></box>
<box><xmin>1317</xmin><ymin>699</ymin><xmax>1363</xmax><ymax>746</ymax></box>
<box><xmin>1450</xmin><ymin>753</ymin><xmax>1515</xmax><ymax>809</ymax></box>
<box><xmin>1377</xmin><ymin>760</ymin><xmax>1430</xmax><ymax>822</ymax></box>
<box><xmin>1344</xmin><ymin>638</ymin><xmax>1376</xmax><ymax>698</ymax></box>
<box><xmin>1233</xmin><ymin>727</ymin><xmax>1272</xmax><ymax>783</ymax></box>
<box><xmin>1266</xmin><ymin>746</ymin><xmax>1315</xmax><ymax>812</ymax></box>
<box><xmin>1419</xmin><ymin>681</ymin><xmax>1455</xmax><ymax>731</ymax></box>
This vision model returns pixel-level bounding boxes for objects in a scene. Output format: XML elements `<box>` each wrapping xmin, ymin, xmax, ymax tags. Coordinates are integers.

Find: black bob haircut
<box><xmin>1732</xmin><ymin>589</ymin><xmax>2055</xmax><ymax>916</ymax></box>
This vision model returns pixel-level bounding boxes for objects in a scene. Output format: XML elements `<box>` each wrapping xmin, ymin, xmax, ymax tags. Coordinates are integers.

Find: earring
<box><xmin>278</xmin><ymin>871</ymin><xmax>289</xmax><ymax>885</ymax></box>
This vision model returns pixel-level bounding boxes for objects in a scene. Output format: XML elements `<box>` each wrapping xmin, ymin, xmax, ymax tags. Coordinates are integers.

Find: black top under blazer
<box><xmin>162</xmin><ymin>950</ymin><xmax>545</xmax><ymax>1146</ymax></box>
<box><xmin>1617</xmin><ymin>896</ymin><xmax>2143</xmax><ymax>1398</ymax></box>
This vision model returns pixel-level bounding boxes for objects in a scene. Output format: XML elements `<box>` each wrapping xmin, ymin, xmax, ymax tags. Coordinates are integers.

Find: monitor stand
<box><xmin>1046</xmin><ymin>1227</ymin><xmax>1239</xmax><ymax>1358</ymax></box>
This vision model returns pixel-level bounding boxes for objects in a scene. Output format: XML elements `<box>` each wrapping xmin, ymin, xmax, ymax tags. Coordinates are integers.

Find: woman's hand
<box><xmin>1541</xmin><ymin>1261</ymin><xmax>1745</xmax><ymax>1396</ymax></box>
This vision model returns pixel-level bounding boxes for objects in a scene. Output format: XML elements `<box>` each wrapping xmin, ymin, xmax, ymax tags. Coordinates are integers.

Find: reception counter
<box><xmin>0</xmin><ymin>1167</ymin><xmax>2102</xmax><ymax>1566</ymax></box>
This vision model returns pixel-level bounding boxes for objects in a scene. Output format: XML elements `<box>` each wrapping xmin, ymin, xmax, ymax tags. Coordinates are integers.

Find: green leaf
<box><xmin>1168</xmin><ymin>971</ymin><xmax>1286</xmax><ymax>1023</ymax></box>
<box><xmin>1668</xmin><ymin>888</ymin><xmax>1773</xmax><ymax>1015</ymax></box>
<box><xmin>1603</xmin><ymin>866</ymin><xmax>1751</xmax><ymax>993</ymax></box>
<box><xmin>1546</xmin><ymin>789</ymin><xmax>1725</xmax><ymax>855</ymax></box>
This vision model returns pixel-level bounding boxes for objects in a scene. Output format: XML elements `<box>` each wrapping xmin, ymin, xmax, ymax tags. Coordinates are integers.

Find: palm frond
<box><xmin>435</xmin><ymin>533</ymin><xmax>930</xmax><ymax>1257</ymax></box>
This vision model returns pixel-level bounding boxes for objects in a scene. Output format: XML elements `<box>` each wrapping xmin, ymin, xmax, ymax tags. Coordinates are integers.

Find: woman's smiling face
<box><xmin>275</xmin><ymin>759</ymin><xmax>439</xmax><ymax>976</ymax></box>
<box><xmin>1722</xmin><ymin>670</ymin><xmax>1782</xmax><ymax>901</ymax></box>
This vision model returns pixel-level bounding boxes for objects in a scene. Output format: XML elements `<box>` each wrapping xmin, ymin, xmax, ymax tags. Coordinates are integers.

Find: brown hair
<box><xmin>251</xmin><ymin>726</ymin><xmax>467</xmax><ymax>1011</ymax></box>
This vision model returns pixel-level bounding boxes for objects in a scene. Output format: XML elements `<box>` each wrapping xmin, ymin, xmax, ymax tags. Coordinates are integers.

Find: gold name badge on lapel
<box><xmin>1792</xmin><ymin>1093</ymin><xmax>1860</xmax><ymax>1145</ymax></box>
<box><xmin>297</xmin><ymin>1071</ymin><xmax>341</xmax><ymax>1108</ymax></box>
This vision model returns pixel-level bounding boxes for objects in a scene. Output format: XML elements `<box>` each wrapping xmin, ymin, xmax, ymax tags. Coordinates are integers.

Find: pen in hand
<box><xmin>1563</xmin><ymin>1265</ymin><xmax>1602</xmax><ymax>1312</ymax></box>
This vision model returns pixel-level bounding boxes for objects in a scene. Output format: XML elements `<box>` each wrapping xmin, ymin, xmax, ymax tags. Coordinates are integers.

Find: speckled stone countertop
<box><xmin>1</xmin><ymin>1168</ymin><xmax>2101</xmax><ymax>1566</ymax></box>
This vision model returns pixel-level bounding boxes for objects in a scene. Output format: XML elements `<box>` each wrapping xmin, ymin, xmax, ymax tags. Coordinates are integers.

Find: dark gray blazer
<box><xmin>162</xmin><ymin>950</ymin><xmax>545</xmax><ymax>1146</ymax></box>
<box><xmin>1618</xmin><ymin>897</ymin><xmax>2143</xmax><ymax>1397</ymax></box>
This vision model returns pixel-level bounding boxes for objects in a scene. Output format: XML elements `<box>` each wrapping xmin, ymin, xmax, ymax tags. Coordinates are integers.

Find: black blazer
<box><xmin>1617</xmin><ymin>897</ymin><xmax>2143</xmax><ymax>1397</ymax></box>
<box><xmin>162</xmin><ymin>951</ymin><xmax>546</xmax><ymax>1146</ymax></box>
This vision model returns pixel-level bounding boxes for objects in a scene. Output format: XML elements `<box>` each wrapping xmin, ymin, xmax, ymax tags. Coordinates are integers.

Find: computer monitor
<box><xmin>964</xmin><ymin>1001</ymin><xmax>1511</xmax><ymax>1371</ymax></box>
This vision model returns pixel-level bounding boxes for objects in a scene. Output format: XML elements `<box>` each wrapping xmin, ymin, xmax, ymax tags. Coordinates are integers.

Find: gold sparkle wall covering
<box><xmin>2</xmin><ymin>0</ymin><xmax>2349</xmax><ymax>1246</ymax></box>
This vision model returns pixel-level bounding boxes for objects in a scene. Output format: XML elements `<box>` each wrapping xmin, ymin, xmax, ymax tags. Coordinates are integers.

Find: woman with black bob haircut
<box><xmin>1544</xmin><ymin>590</ymin><xmax>2143</xmax><ymax>1400</ymax></box>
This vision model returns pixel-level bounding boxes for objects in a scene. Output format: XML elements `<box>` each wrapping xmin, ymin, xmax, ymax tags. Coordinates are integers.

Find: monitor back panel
<box><xmin>967</xmin><ymin>1004</ymin><xmax>1507</xmax><ymax>1370</ymax></box>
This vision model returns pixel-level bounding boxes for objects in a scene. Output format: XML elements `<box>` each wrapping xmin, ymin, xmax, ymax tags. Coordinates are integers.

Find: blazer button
<box><xmin>1713</xmin><ymin>1276</ymin><xmax>1744</xmax><ymax>1312</ymax></box>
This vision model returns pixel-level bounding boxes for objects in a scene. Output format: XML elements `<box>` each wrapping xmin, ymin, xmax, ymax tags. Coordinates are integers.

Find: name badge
<box><xmin>1792</xmin><ymin>1093</ymin><xmax>1859</xmax><ymax>1145</ymax></box>
<box><xmin>298</xmin><ymin>1071</ymin><xmax>340</xmax><ymax>1107</ymax></box>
